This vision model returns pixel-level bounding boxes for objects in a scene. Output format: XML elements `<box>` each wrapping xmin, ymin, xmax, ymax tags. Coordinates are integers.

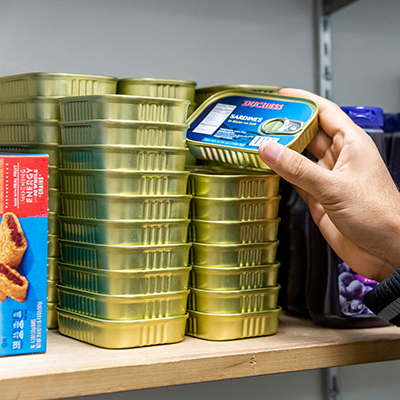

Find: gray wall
<box><xmin>2</xmin><ymin>0</ymin><xmax>400</xmax><ymax>399</ymax></box>
<box><xmin>0</xmin><ymin>0</ymin><xmax>314</xmax><ymax>91</ymax></box>
<box><xmin>333</xmin><ymin>0</ymin><xmax>400</xmax><ymax>111</ymax></box>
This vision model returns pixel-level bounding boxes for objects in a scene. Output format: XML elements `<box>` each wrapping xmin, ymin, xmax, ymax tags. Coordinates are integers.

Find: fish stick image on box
<box><xmin>0</xmin><ymin>263</ymin><xmax>28</xmax><ymax>302</ymax></box>
<box><xmin>0</xmin><ymin>213</ymin><xmax>27</xmax><ymax>268</ymax></box>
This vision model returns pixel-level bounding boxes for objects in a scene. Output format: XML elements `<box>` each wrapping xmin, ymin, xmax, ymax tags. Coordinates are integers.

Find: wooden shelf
<box><xmin>1</xmin><ymin>313</ymin><xmax>400</xmax><ymax>400</ymax></box>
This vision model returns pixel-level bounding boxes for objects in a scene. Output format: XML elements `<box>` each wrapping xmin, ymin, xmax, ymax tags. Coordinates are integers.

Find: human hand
<box><xmin>259</xmin><ymin>88</ymin><xmax>400</xmax><ymax>282</ymax></box>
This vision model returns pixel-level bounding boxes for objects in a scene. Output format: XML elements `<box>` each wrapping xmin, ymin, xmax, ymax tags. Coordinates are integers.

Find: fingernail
<box><xmin>260</xmin><ymin>141</ymin><xmax>283</xmax><ymax>164</ymax></box>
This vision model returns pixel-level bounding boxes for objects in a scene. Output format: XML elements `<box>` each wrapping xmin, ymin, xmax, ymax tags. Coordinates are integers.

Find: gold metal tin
<box><xmin>187</xmin><ymin>103</ymin><xmax>196</xmax><ymax>117</ymax></box>
<box><xmin>187</xmin><ymin>91</ymin><xmax>318</xmax><ymax>170</ymax></box>
<box><xmin>186</xmin><ymin>308</ymin><xmax>281</xmax><ymax>341</ymax></box>
<box><xmin>48</xmin><ymin>234</ymin><xmax>60</xmax><ymax>257</ymax></box>
<box><xmin>188</xmin><ymin>286</ymin><xmax>280</xmax><ymax>314</ymax></box>
<box><xmin>48</xmin><ymin>279</ymin><xmax>58</xmax><ymax>303</ymax></box>
<box><xmin>48</xmin><ymin>257</ymin><xmax>60</xmax><ymax>280</ymax></box>
<box><xmin>47</xmin><ymin>302</ymin><xmax>58</xmax><ymax>329</ymax></box>
<box><xmin>60</xmin><ymin>193</ymin><xmax>191</xmax><ymax>220</ymax></box>
<box><xmin>58</xmin><ymin>95</ymin><xmax>189</xmax><ymax>124</ymax></box>
<box><xmin>185</xmin><ymin>150</ymin><xmax>197</xmax><ymax>166</ymax></box>
<box><xmin>59</xmin><ymin>239</ymin><xmax>191</xmax><ymax>270</ymax></box>
<box><xmin>59</xmin><ymin>120</ymin><xmax>187</xmax><ymax>147</ymax></box>
<box><xmin>58</xmin><ymin>262</ymin><xmax>191</xmax><ymax>295</ymax></box>
<box><xmin>191</xmin><ymin>263</ymin><xmax>280</xmax><ymax>290</ymax></box>
<box><xmin>49</xmin><ymin>188</ymin><xmax>61</xmax><ymax>213</ymax></box>
<box><xmin>57</xmin><ymin>283</ymin><xmax>189</xmax><ymax>320</ymax></box>
<box><xmin>191</xmin><ymin>242</ymin><xmax>278</xmax><ymax>267</ymax></box>
<box><xmin>0</xmin><ymin>120</ymin><xmax>61</xmax><ymax>143</ymax></box>
<box><xmin>190</xmin><ymin>196</ymin><xmax>280</xmax><ymax>221</ymax></box>
<box><xmin>0</xmin><ymin>143</ymin><xmax>60</xmax><ymax>166</ymax></box>
<box><xmin>195</xmin><ymin>85</ymin><xmax>281</xmax><ymax>105</ymax></box>
<box><xmin>59</xmin><ymin>145</ymin><xmax>187</xmax><ymax>171</ymax></box>
<box><xmin>59</xmin><ymin>169</ymin><xmax>189</xmax><ymax>195</ymax></box>
<box><xmin>188</xmin><ymin>170</ymin><xmax>280</xmax><ymax>198</ymax></box>
<box><xmin>117</xmin><ymin>78</ymin><xmax>196</xmax><ymax>103</ymax></box>
<box><xmin>49</xmin><ymin>166</ymin><xmax>60</xmax><ymax>188</ymax></box>
<box><xmin>57</xmin><ymin>307</ymin><xmax>188</xmax><ymax>349</ymax></box>
<box><xmin>59</xmin><ymin>216</ymin><xmax>189</xmax><ymax>245</ymax></box>
<box><xmin>0</xmin><ymin>97</ymin><xmax>60</xmax><ymax>120</ymax></box>
<box><xmin>0</xmin><ymin>72</ymin><xmax>118</xmax><ymax>99</ymax></box>
<box><xmin>48</xmin><ymin>212</ymin><xmax>60</xmax><ymax>235</ymax></box>
<box><xmin>189</xmin><ymin>218</ymin><xmax>280</xmax><ymax>244</ymax></box>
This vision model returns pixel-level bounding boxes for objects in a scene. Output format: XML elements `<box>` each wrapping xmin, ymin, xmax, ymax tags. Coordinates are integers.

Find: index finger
<box><xmin>278</xmin><ymin>88</ymin><xmax>354</xmax><ymax>139</ymax></box>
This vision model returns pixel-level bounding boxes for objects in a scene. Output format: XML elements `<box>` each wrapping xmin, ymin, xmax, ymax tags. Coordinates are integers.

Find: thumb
<box><xmin>259</xmin><ymin>140</ymin><xmax>332</xmax><ymax>200</ymax></box>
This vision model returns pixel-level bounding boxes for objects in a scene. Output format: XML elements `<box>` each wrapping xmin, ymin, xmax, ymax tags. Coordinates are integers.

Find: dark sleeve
<box><xmin>363</xmin><ymin>269</ymin><xmax>400</xmax><ymax>326</ymax></box>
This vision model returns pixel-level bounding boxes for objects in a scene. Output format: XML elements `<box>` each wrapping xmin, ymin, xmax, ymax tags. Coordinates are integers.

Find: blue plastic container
<box><xmin>342</xmin><ymin>106</ymin><xmax>386</xmax><ymax>163</ymax></box>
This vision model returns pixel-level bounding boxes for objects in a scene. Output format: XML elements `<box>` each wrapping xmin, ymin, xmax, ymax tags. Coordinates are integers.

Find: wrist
<box><xmin>379</xmin><ymin>213</ymin><xmax>400</xmax><ymax>279</ymax></box>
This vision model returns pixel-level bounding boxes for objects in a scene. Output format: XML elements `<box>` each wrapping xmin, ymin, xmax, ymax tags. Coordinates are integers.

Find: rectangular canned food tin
<box><xmin>195</xmin><ymin>85</ymin><xmax>281</xmax><ymax>105</ymax></box>
<box><xmin>60</xmin><ymin>120</ymin><xmax>187</xmax><ymax>147</ymax></box>
<box><xmin>0</xmin><ymin>97</ymin><xmax>60</xmax><ymax>120</ymax></box>
<box><xmin>60</xmin><ymin>193</ymin><xmax>191</xmax><ymax>220</ymax></box>
<box><xmin>188</xmin><ymin>286</ymin><xmax>280</xmax><ymax>314</ymax></box>
<box><xmin>187</xmin><ymin>91</ymin><xmax>318</xmax><ymax>169</ymax></box>
<box><xmin>0</xmin><ymin>143</ymin><xmax>60</xmax><ymax>166</ymax></box>
<box><xmin>188</xmin><ymin>103</ymin><xmax>196</xmax><ymax>117</ymax></box>
<box><xmin>49</xmin><ymin>166</ymin><xmax>60</xmax><ymax>188</ymax></box>
<box><xmin>117</xmin><ymin>78</ymin><xmax>196</xmax><ymax>103</ymax></box>
<box><xmin>59</xmin><ymin>239</ymin><xmax>191</xmax><ymax>270</ymax></box>
<box><xmin>47</xmin><ymin>302</ymin><xmax>58</xmax><ymax>329</ymax></box>
<box><xmin>191</xmin><ymin>242</ymin><xmax>278</xmax><ymax>267</ymax></box>
<box><xmin>48</xmin><ymin>256</ymin><xmax>60</xmax><ymax>280</ymax></box>
<box><xmin>189</xmin><ymin>218</ymin><xmax>280</xmax><ymax>244</ymax></box>
<box><xmin>59</xmin><ymin>145</ymin><xmax>187</xmax><ymax>171</ymax></box>
<box><xmin>59</xmin><ymin>95</ymin><xmax>189</xmax><ymax>124</ymax></box>
<box><xmin>190</xmin><ymin>196</ymin><xmax>280</xmax><ymax>221</ymax></box>
<box><xmin>49</xmin><ymin>188</ymin><xmax>61</xmax><ymax>213</ymax></box>
<box><xmin>57</xmin><ymin>307</ymin><xmax>188</xmax><ymax>349</ymax></box>
<box><xmin>57</xmin><ymin>284</ymin><xmax>189</xmax><ymax>320</ymax></box>
<box><xmin>48</xmin><ymin>212</ymin><xmax>60</xmax><ymax>235</ymax></box>
<box><xmin>188</xmin><ymin>169</ymin><xmax>280</xmax><ymax>198</ymax></box>
<box><xmin>48</xmin><ymin>279</ymin><xmax>58</xmax><ymax>303</ymax></box>
<box><xmin>48</xmin><ymin>234</ymin><xmax>60</xmax><ymax>257</ymax></box>
<box><xmin>0</xmin><ymin>120</ymin><xmax>61</xmax><ymax>144</ymax></box>
<box><xmin>58</xmin><ymin>262</ymin><xmax>191</xmax><ymax>295</ymax></box>
<box><xmin>190</xmin><ymin>263</ymin><xmax>279</xmax><ymax>290</ymax></box>
<box><xmin>59</xmin><ymin>216</ymin><xmax>189</xmax><ymax>245</ymax></box>
<box><xmin>0</xmin><ymin>73</ymin><xmax>118</xmax><ymax>99</ymax></box>
<box><xmin>59</xmin><ymin>169</ymin><xmax>189</xmax><ymax>195</ymax></box>
<box><xmin>186</xmin><ymin>308</ymin><xmax>280</xmax><ymax>341</ymax></box>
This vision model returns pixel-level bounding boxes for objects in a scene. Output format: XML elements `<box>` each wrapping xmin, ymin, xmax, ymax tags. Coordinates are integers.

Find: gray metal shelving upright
<box><xmin>316</xmin><ymin>0</ymin><xmax>360</xmax><ymax>100</ymax></box>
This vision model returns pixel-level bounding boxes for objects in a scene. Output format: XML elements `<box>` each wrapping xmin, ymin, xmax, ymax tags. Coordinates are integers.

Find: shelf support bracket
<box><xmin>315</xmin><ymin>0</ymin><xmax>333</xmax><ymax>100</ymax></box>
<box><xmin>323</xmin><ymin>367</ymin><xmax>341</xmax><ymax>400</ymax></box>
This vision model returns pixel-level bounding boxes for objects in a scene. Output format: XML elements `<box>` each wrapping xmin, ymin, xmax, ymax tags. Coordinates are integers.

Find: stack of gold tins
<box><xmin>0</xmin><ymin>72</ymin><xmax>118</xmax><ymax>330</ymax></box>
<box><xmin>186</xmin><ymin>166</ymin><xmax>282</xmax><ymax>340</ymax></box>
<box><xmin>56</xmin><ymin>82</ymin><xmax>194</xmax><ymax>348</ymax></box>
<box><xmin>118</xmin><ymin>78</ymin><xmax>198</xmax><ymax>165</ymax></box>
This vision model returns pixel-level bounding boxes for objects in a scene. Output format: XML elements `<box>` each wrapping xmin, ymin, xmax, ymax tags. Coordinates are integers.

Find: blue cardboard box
<box><xmin>0</xmin><ymin>154</ymin><xmax>48</xmax><ymax>356</ymax></box>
